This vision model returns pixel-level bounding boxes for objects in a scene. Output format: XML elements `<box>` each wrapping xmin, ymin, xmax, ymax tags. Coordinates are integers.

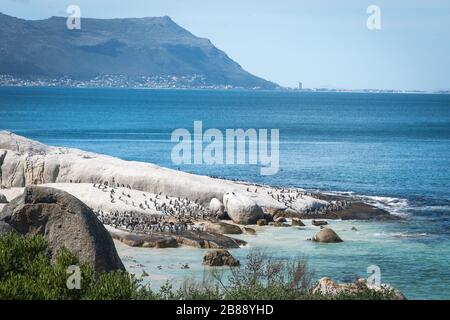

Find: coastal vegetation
<box><xmin>0</xmin><ymin>233</ymin><xmax>399</xmax><ymax>300</ymax></box>
<box><xmin>0</xmin><ymin>233</ymin><xmax>144</xmax><ymax>299</ymax></box>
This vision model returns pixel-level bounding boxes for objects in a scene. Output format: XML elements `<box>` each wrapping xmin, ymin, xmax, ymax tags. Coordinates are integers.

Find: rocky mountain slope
<box><xmin>0</xmin><ymin>13</ymin><xmax>278</xmax><ymax>89</ymax></box>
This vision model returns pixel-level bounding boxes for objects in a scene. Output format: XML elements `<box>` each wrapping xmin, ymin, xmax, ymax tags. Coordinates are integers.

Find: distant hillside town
<box><xmin>0</xmin><ymin>74</ymin><xmax>246</xmax><ymax>90</ymax></box>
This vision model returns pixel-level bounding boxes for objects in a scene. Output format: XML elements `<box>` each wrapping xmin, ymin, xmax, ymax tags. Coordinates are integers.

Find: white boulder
<box><xmin>223</xmin><ymin>192</ymin><xmax>264</xmax><ymax>225</ymax></box>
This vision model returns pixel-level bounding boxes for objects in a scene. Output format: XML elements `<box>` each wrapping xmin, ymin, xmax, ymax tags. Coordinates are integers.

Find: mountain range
<box><xmin>0</xmin><ymin>13</ymin><xmax>278</xmax><ymax>89</ymax></box>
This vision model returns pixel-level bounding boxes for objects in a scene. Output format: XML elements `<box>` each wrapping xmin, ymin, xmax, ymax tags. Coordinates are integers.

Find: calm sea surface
<box><xmin>1</xmin><ymin>87</ymin><xmax>449</xmax><ymax>299</ymax></box>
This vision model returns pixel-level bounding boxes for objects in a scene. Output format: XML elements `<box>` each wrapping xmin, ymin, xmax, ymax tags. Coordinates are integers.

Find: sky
<box><xmin>2</xmin><ymin>0</ymin><xmax>450</xmax><ymax>90</ymax></box>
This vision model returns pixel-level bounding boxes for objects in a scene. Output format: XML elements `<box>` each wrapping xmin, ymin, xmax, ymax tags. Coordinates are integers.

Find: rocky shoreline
<box><xmin>0</xmin><ymin>131</ymin><xmax>401</xmax><ymax>250</ymax></box>
<box><xmin>275</xmin><ymin>200</ymin><xmax>397</xmax><ymax>221</ymax></box>
<box><xmin>0</xmin><ymin>131</ymin><xmax>408</xmax><ymax>299</ymax></box>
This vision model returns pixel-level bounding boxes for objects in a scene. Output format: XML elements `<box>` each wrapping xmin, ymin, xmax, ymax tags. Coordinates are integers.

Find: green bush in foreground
<box><xmin>0</xmin><ymin>233</ymin><xmax>396</xmax><ymax>300</ymax></box>
<box><xmin>169</xmin><ymin>251</ymin><xmax>397</xmax><ymax>300</ymax></box>
<box><xmin>0</xmin><ymin>233</ymin><xmax>150</xmax><ymax>300</ymax></box>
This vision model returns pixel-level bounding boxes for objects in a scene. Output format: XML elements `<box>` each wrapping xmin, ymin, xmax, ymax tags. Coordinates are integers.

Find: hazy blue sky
<box><xmin>2</xmin><ymin>0</ymin><xmax>449</xmax><ymax>90</ymax></box>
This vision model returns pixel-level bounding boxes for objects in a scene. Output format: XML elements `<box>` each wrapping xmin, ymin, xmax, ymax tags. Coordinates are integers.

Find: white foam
<box><xmin>374</xmin><ymin>231</ymin><xmax>428</xmax><ymax>239</ymax></box>
<box><xmin>359</xmin><ymin>195</ymin><xmax>409</xmax><ymax>215</ymax></box>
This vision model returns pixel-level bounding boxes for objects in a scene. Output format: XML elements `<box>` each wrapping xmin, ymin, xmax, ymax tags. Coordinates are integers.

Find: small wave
<box><xmin>358</xmin><ymin>195</ymin><xmax>409</xmax><ymax>216</ymax></box>
<box><xmin>407</xmin><ymin>205</ymin><xmax>450</xmax><ymax>212</ymax></box>
<box><xmin>374</xmin><ymin>231</ymin><xmax>428</xmax><ymax>239</ymax></box>
<box><xmin>392</xmin><ymin>232</ymin><xmax>428</xmax><ymax>239</ymax></box>
<box><xmin>322</xmin><ymin>191</ymin><xmax>355</xmax><ymax>197</ymax></box>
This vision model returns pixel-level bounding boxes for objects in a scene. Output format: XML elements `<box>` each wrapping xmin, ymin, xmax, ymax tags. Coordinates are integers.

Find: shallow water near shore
<box><xmin>1</xmin><ymin>87</ymin><xmax>449</xmax><ymax>299</ymax></box>
<box><xmin>115</xmin><ymin>219</ymin><xmax>450</xmax><ymax>300</ymax></box>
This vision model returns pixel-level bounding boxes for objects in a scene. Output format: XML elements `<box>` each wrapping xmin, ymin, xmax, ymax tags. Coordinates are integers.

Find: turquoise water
<box><xmin>1</xmin><ymin>87</ymin><xmax>449</xmax><ymax>299</ymax></box>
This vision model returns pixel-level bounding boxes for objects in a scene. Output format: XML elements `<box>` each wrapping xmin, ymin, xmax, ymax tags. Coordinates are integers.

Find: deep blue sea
<box><xmin>1</xmin><ymin>87</ymin><xmax>449</xmax><ymax>299</ymax></box>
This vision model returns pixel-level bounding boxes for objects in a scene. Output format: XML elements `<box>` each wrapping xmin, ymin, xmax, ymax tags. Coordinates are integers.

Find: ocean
<box><xmin>1</xmin><ymin>87</ymin><xmax>449</xmax><ymax>299</ymax></box>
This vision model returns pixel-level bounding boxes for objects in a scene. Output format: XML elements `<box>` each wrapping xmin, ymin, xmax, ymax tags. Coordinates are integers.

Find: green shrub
<box><xmin>0</xmin><ymin>233</ymin><xmax>152</xmax><ymax>300</ymax></box>
<box><xmin>210</xmin><ymin>251</ymin><xmax>316</xmax><ymax>300</ymax></box>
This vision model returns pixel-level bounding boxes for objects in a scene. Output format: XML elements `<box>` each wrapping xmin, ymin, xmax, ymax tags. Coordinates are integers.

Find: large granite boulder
<box><xmin>0</xmin><ymin>193</ymin><xmax>8</xmax><ymax>203</ymax></box>
<box><xmin>203</xmin><ymin>221</ymin><xmax>242</xmax><ymax>235</ymax></box>
<box><xmin>223</xmin><ymin>192</ymin><xmax>264</xmax><ymax>225</ymax></box>
<box><xmin>313</xmin><ymin>277</ymin><xmax>406</xmax><ymax>300</ymax></box>
<box><xmin>0</xmin><ymin>186</ymin><xmax>124</xmax><ymax>272</ymax></box>
<box><xmin>312</xmin><ymin>228</ymin><xmax>343</xmax><ymax>243</ymax></box>
<box><xmin>203</xmin><ymin>250</ymin><xmax>240</xmax><ymax>267</ymax></box>
<box><xmin>0</xmin><ymin>131</ymin><xmax>257</xmax><ymax>207</ymax></box>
